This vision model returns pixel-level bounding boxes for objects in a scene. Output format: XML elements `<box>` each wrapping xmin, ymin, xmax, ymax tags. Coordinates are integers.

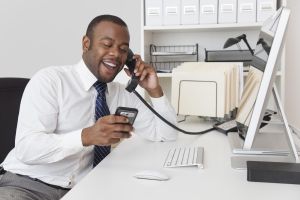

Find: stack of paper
<box><xmin>236</xmin><ymin>66</ymin><xmax>263</xmax><ymax>126</ymax></box>
<box><xmin>171</xmin><ymin>62</ymin><xmax>243</xmax><ymax>118</ymax></box>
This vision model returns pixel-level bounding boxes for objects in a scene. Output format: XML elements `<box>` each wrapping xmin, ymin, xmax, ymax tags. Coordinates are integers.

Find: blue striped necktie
<box><xmin>93</xmin><ymin>81</ymin><xmax>111</xmax><ymax>167</ymax></box>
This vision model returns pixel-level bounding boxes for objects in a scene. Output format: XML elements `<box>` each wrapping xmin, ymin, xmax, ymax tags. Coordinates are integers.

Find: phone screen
<box><xmin>115</xmin><ymin>107</ymin><xmax>138</xmax><ymax>125</ymax></box>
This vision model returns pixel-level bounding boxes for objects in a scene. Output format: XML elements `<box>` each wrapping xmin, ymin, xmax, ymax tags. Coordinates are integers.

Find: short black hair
<box><xmin>86</xmin><ymin>14</ymin><xmax>128</xmax><ymax>40</ymax></box>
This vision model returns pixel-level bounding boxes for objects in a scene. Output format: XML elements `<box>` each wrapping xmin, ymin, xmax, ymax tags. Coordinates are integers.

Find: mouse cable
<box><xmin>133</xmin><ymin>90</ymin><xmax>215</xmax><ymax>135</ymax></box>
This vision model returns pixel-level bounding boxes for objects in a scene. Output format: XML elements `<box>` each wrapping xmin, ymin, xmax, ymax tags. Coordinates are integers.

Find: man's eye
<box><xmin>100</xmin><ymin>41</ymin><xmax>112</xmax><ymax>48</ymax></box>
<box><xmin>103</xmin><ymin>43</ymin><xmax>112</xmax><ymax>47</ymax></box>
<box><xmin>120</xmin><ymin>48</ymin><xmax>129</xmax><ymax>53</ymax></box>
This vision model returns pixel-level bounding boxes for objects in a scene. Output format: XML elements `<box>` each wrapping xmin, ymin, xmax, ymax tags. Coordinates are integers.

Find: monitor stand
<box><xmin>228</xmin><ymin>85</ymin><xmax>300</xmax><ymax>169</ymax></box>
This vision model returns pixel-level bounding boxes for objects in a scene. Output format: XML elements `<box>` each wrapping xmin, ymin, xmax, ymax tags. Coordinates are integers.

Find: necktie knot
<box><xmin>93</xmin><ymin>81</ymin><xmax>107</xmax><ymax>95</ymax></box>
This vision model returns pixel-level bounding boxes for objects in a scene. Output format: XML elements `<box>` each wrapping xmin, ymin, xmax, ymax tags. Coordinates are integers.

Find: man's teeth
<box><xmin>103</xmin><ymin>61</ymin><xmax>117</xmax><ymax>68</ymax></box>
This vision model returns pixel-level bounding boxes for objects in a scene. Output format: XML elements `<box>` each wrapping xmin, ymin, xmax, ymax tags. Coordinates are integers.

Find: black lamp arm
<box><xmin>240</xmin><ymin>35</ymin><xmax>254</xmax><ymax>55</ymax></box>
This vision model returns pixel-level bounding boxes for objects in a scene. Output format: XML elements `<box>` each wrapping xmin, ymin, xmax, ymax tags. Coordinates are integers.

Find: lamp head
<box><xmin>223</xmin><ymin>38</ymin><xmax>240</xmax><ymax>48</ymax></box>
<box><xmin>223</xmin><ymin>34</ymin><xmax>254</xmax><ymax>55</ymax></box>
<box><xmin>257</xmin><ymin>38</ymin><xmax>271</xmax><ymax>55</ymax></box>
<box><xmin>223</xmin><ymin>34</ymin><xmax>246</xmax><ymax>49</ymax></box>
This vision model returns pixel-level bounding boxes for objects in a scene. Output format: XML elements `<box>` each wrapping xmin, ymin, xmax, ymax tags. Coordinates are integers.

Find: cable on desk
<box><xmin>133</xmin><ymin>90</ymin><xmax>215</xmax><ymax>135</ymax></box>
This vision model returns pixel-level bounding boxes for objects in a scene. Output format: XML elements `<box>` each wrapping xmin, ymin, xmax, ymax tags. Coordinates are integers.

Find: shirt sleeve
<box><xmin>14</xmin><ymin>69</ymin><xmax>84</xmax><ymax>165</ymax></box>
<box><xmin>130</xmin><ymin>91</ymin><xmax>178</xmax><ymax>142</ymax></box>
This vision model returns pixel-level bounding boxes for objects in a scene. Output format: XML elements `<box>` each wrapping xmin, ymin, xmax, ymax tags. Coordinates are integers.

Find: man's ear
<box><xmin>82</xmin><ymin>36</ymin><xmax>90</xmax><ymax>52</ymax></box>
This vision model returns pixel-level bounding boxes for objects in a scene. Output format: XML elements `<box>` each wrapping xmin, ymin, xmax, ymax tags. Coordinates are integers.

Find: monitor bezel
<box><xmin>242</xmin><ymin>7</ymin><xmax>291</xmax><ymax>150</ymax></box>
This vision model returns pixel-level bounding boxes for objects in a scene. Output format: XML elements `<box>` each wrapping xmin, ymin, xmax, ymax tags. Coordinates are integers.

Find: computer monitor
<box><xmin>229</xmin><ymin>7</ymin><xmax>298</xmax><ymax>166</ymax></box>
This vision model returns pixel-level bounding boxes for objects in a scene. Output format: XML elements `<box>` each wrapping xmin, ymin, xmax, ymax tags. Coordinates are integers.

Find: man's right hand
<box><xmin>81</xmin><ymin>115</ymin><xmax>133</xmax><ymax>146</ymax></box>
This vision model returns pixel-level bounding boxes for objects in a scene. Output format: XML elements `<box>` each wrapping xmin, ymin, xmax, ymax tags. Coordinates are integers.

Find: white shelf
<box><xmin>144</xmin><ymin>23</ymin><xmax>263</xmax><ymax>32</ymax></box>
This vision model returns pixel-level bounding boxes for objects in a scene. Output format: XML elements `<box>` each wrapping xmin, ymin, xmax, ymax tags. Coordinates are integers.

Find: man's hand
<box><xmin>81</xmin><ymin>115</ymin><xmax>133</xmax><ymax>146</ymax></box>
<box><xmin>124</xmin><ymin>54</ymin><xmax>163</xmax><ymax>98</ymax></box>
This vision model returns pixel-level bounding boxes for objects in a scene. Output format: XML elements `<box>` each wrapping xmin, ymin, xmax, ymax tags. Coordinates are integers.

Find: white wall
<box><xmin>285</xmin><ymin>1</ymin><xmax>300</xmax><ymax>131</ymax></box>
<box><xmin>1</xmin><ymin>0</ymin><xmax>299</xmax><ymax>131</ymax></box>
<box><xmin>0</xmin><ymin>0</ymin><xmax>141</xmax><ymax>79</ymax></box>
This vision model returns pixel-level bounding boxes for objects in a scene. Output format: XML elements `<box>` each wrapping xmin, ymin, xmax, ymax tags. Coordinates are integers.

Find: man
<box><xmin>0</xmin><ymin>15</ymin><xmax>177</xmax><ymax>200</ymax></box>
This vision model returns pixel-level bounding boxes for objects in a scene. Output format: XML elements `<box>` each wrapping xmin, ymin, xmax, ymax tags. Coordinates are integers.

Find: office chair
<box><xmin>0</xmin><ymin>78</ymin><xmax>29</xmax><ymax>162</ymax></box>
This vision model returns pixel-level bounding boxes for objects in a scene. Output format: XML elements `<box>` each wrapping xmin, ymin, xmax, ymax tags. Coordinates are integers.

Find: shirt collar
<box><xmin>75</xmin><ymin>59</ymin><xmax>112</xmax><ymax>94</ymax></box>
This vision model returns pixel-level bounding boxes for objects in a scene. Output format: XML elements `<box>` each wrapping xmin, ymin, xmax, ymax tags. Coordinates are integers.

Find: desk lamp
<box><xmin>223</xmin><ymin>34</ymin><xmax>254</xmax><ymax>55</ymax></box>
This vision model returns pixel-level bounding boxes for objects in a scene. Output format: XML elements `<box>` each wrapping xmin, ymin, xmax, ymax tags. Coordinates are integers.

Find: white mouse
<box><xmin>133</xmin><ymin>170</ymin><xmax>170</xmax><ymax>181</ymax></box>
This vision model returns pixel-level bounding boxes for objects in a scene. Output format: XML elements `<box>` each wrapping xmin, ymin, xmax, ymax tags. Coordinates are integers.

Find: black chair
<box><xmin>0</xmin><ymin>78</ymin><xmax>29</xmax><ymax>162</ymax></box>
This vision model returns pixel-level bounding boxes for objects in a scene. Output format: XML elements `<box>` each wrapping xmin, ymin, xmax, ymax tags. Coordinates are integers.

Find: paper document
<box><xmin>171</xmin><ymin>62</ymin><xmax>243</xmax><ymax>118</ymax></box>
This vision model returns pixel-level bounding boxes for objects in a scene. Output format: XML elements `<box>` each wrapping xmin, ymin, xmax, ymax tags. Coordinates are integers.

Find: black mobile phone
<box><xmin>115</xmin><ymin>107</ymin><xmax>138</xmax><ymax>125</ymax></box>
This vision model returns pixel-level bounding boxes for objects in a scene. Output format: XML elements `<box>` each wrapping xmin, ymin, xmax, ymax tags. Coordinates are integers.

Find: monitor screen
<box><xmin>234</xmin><ymin>7</ymin><xmax>290</xmax><ymax>150</ymax></box>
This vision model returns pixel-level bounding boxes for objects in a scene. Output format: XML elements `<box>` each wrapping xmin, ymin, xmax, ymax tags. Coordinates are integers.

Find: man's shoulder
<box><xmin>33</xmin><ymin>64</ymin><xmax>75</xmax><ymax>82</ymax></box>
<box><xmin>25</xmin><ymin>64</ymin><xmax>77</xmax><ymax>92</ymax></box>
<box><xmin>36</xmin><ymin>64</ymin><xmax>74</xmax><ymax>76</ymax></box>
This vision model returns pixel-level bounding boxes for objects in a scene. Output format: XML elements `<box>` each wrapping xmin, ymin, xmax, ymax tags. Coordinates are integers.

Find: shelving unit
<box><xmin>140</xmin><ymin>0</ymin><xmax>285</xmax><ymax>105</ymax></box>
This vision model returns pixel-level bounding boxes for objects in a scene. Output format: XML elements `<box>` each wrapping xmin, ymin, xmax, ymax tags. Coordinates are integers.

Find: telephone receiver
<box><xmin>125</xmin><ymin>49</ymin><xmax>139</xmax><ymax>92</ymax></box>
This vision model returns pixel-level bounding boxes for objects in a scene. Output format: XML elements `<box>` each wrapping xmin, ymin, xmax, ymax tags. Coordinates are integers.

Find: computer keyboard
<box><xmin>163</xmin><ymin>146</ymin><xmax>204</xmax><ymax>169</ymax></box>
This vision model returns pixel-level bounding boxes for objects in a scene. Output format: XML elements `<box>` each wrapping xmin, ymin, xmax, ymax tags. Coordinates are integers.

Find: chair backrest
<box><xmin>0</xmin><ymin>78</ymin><xmax>29</xmax><ymax>162</ymax></box>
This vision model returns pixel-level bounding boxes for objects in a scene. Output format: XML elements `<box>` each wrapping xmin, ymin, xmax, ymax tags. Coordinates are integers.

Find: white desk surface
<box><xmin>62</xmin><ymin>122</ymin><xmax>300</xmax><ymax>200</ymax></box>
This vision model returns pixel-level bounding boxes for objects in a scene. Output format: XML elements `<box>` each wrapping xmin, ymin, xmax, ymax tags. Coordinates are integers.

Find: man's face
<box><xmin>82</xmin><ymin>21</ymin><xmax>130</xmax><ymax>83</ymax></box>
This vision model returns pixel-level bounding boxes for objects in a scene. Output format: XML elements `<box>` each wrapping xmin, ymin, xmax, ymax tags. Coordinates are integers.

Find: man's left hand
<box><xmin>124</xmin><ymin>54</ymin><xmax>163</xmax><ymax>98</ymax></box>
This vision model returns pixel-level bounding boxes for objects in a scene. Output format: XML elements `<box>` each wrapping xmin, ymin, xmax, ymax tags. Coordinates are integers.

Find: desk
<box><xmin>62</xmin><ymin>120</ymin><xmax>300</xmax><ymax>200</ymax></box>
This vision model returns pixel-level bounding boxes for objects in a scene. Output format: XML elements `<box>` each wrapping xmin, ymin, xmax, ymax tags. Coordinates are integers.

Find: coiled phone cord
<box><xmin>133</xmin><ymin>90</ymin><xmax>215</xmax><ymax>135</ymax></box>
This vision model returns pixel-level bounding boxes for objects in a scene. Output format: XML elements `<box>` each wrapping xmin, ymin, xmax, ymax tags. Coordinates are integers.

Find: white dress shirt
<box><xmin>2</xmin><ymin>60</ymin><xmax>178</xmax><ymax>188</ymax></box>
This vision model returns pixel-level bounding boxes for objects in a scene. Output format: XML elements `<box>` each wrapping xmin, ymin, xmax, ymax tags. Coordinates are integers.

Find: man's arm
<box><xmin>15</xmin><ymin>69</ymin><xmax>136</xmax><ymax>165</ymax></box>
<box><xmin>14</xmin><ymin>70</ymin><xmax>86</xmax><ymax>165</ymax></box>
<box><xmin>132</xmin><ymin>93</ymin><xmax>178</xmax><ymax>141</ymax></box>
<box><xmin>124</xmin><ymin>54</ymin><xmax>178</xmax><ymax>141</ymax></box>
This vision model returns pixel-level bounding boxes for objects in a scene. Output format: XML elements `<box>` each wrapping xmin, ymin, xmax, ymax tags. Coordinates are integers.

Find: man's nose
<box><xmin>109</xmin><ymin>46</ymin><xmax>121</xmax><ymax>57</ymax></box>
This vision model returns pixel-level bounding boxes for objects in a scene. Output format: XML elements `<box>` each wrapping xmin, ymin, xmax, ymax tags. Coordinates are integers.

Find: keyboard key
<box><xmin>182</xmin><ymin>147</ymin><xmax>189</xmax><ymax>165</ymax></box>
<box><xmin>165</xmin><ymin>148</ymin><xmax>175</xmax><ymax>167</ymax></box>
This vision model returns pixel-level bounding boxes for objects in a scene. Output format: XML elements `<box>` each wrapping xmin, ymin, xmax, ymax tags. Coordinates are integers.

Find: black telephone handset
<box><xmin>125</xmin><ymin>49</ymin><xmax>139</xmax><ymax>92</ymax></box>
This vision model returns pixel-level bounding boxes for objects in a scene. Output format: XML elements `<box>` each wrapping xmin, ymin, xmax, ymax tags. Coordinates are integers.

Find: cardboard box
<box><xmin>145</xmin><ymin>0</ymin><xmax>163</xmax><ymax>26</ymax></box>
<box><xmin>181</xmin><ymin>0</ymin><xmax>199</xmax><ymax>25</ymax></box>
<box><xmin>218</xmin><ymin>0</ymin><xmax>237</xmax><ymax>24</ymax></box>
<box><xmin>257</xmin><ymin>0</ymin><xmax>277</xmax><ymax>22</ymax></box>
<box><xmin>199</xmin><ymin>0</ymin><xmax>218</xmax><ymax>24</ymax></box>
<box><xmin>238</xmin><ymin>0</ymin><xmax>256</xmax><ymax>23</ymax></box>
<box><xmin>163</xmin><ymin>0</ymin><xmax>181</xmax><ymax>25</ymax></box>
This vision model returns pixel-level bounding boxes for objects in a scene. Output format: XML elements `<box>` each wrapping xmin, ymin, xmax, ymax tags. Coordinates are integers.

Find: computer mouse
<box><xmin>133</xmin><ymin>170</ymin><xmax>170</xmax><ymax>181</ymax></box>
